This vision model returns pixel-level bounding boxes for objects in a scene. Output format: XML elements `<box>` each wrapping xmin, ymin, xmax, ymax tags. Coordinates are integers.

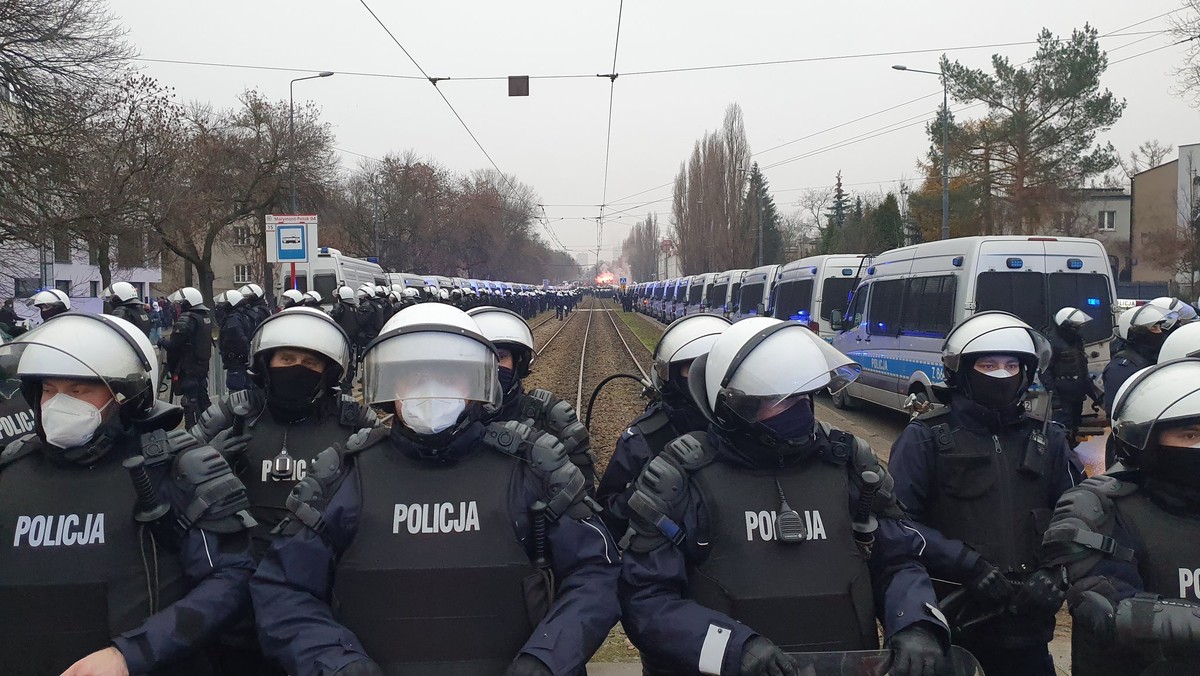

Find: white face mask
<box><xmin>400</xmin><ymin>398</ymin><xmax>466</xmax><ymax>435</ymax></box>
<box><xmin>980</xmin><ymin>368</ymin><xmax>1018</xmax><ymax>379</ymax></box>
<box><xmin>41</xmin><ymin>393</ymin><xmax>107</xmax><ymax>449</ymax></box>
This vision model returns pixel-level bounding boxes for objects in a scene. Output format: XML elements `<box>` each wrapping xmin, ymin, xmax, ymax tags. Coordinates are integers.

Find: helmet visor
<box><xmin>944</xmin><ymin>324</ymin><xmax>1053</xmax><ymax>373</ymax></box>
<box><xmin>0</xmin><ymin>340</ymin><xmax>146</xmax><ymax>408</ymax></box>
<box><xmin>362</xmin><ymin>332</ymin><xmax>500</xmax><ymax>407</ymax></box>
<box><xmin>1113</xmin><ymin>361</ymin><xmax>1200</xmax><ymax>450</ymax></box>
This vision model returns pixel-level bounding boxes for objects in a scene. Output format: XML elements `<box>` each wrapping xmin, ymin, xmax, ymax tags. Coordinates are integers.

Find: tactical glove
<box><xmin>1011</xmin><ymin>567</ymin><xmax>1068</xmax><ymax>615</ymax></box>
<box><xmin>887</xmin><ymin>623</ymin><xmax>945</xmax><ymax>676</ymax></box>
<box><xmin>504</xmin><ymin>654</ymin><xmax>553</xmax><ymax>676</ymax></box>
<box><xmin>332</xmin><ymin>659</ymin><xmax>384</xmax><ymax>676</ymax></box>
<box><xmin>209</xmin><ymin>428</ymin><xmax>252</xmax><ymax>458</ymax></box>
<box><xmin>966</xmin><ymin>557</ymin><xmax>1015</xmax><ymax>603</ymax></box>
<box><xmin>739</xmin><ymin>636</ymin><xmax>798</xmax><ymax>676</ymax></box>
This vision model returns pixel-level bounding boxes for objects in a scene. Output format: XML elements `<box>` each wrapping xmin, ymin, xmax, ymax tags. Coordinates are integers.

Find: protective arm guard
<box><xmin>524</xmin><ymin>389</ymin><xmax>596</xmax><ymax>485</ymax></box>
<box><xmin>1075</xmin><ymin>591</ymin><xmax>1200</xmax><ymax>650</ymax></box>
<box><xmin>841</xmin><ymin>428</ymin><xmax>906</xmax><ymax>520</ymax></box>
<box><xmin>1041</xmin><ymin>477</ymin><xmax>1138</xmax><ymax>581</ymax></box>
<box><xmin>188</xmin><ymin>389</ymin><xmax>263</xmax><ymax>443</ymax></box>
<box><xmin>172</xmin><ymin>446</ymin><xmax>257</xmax><ymax>534</ymax></box>
<box><xmin>621</xmin><ymin>434</ymin><xmax>708</xmax><ymax>553</ymax></box>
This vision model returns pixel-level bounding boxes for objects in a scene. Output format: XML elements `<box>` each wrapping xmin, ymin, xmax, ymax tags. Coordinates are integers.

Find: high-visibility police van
<box><xmin>829</xmin><ymin>236</ymin><xmax>1117</xmax><ymax>413</ymax></box>
<box><xmin>668</xmin><ymin>277</ymin><xmax>693</xmax><ymax>322</ymax></box>
<box><xmin>685</xmin><ymin>272</ymin><xmax>717</xmax><ymax>316</ymax></box>
<box><xmin>771</xmin><ymin>254</ymin><xmax>867</xmax><ymax>341</ymax></box>
<box><xmin>732</xmin><ymin>264</ymin><xmax>783</xmax><ymax>322</ymax></box>
<box><xmin>709</xmin><ymin>269</ymin><xmax>748</xmax><ymax>317</ymax></box>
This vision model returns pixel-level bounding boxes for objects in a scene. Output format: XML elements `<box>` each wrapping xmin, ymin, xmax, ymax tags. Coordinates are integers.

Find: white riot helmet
<box><xmin>364</xmin><ymin>304</ymin><xmax>501</xmax><ymax>448</ymax></box>
<box><xmin>1110</xmin><ymin>359</ymin><xmax>1200</xmax><ymax>466</ymax></box>
<box><xmin>221</xmin><ymin>289</ymin><xmax>246</xmax><ymax>309</ymax></box>
<box><xmin>102</xmin><ymin>281</ymin><xmax>139</xmax><ymax>305</ymax></box>
<box><xmin>335</xmin><ymin>286</ymin><xmax>357</xmax><ymax>304</ymax></box>
<box><xmin>652</xmin><ymin>313</ymin><xmax>731</xmax><ymax>393</ymax></box>
<box><xmin>1</xmin><ymin>314</ymin><xmax>166</xmax><ymax>459</ymax></box>
<box><xmin>467</xmin><ymin>306</ymin><xmax>535</xmax><ymax>380</ymax></box>
<box><xmin>280</xmin><ymin>289</ymin><xmax>306</xmax><ymax>308</ymax></box>
<box><xmin>357</xmin><ymin>283</ymin><xmax>376</xmax><ymax>300</ymax></box>
<box><xmin>169</xmin><ymin>287</ymin><xmax>205</xmax><ymax>310</ymax></box>
<box><xmin>1159</xmin><ymin>323</ymin><xmax>1200</xmax><ymax>362</ymax></box>
<box><xmin>1149</xmin><ymin>297</ymin><xmax>1198</xmax><ymax>325</ymax></box>
<box><xmin>249</xmin><ymin>307</ymin><xmax>352</xmax><ymax>390</ymax></box>
<box><xmin>438</xmin><ymin>288</ymin><xmax>450</xmax><ymax>302</ymax></box>
<box><xmin>31</xmin><ymin>289</ymin><xmax>71</xmax><ymax>312</ymax></box>
<box><xmin>1116</xmin><ymin>305</ymin><xmax>1178</xmax><ymax>340</ymax></box>
<box><xmin>239</xmin><ymin>283</ymin><xmax>264</xmax><ymax>300</ymax></box>
<box><xmin>303</xmin><ymin>290</ymin><xmax>322</xmax><ymax>307</ymax></box>
<box><xmin>942</xmin><ymin>311</ymin><xmax>1051</xmax><ymax>377</ymax></box>
<box><xmin>402</xmin><ymin>287</ymin><xmax>420</xmax><ymax>300</ymax></box>
<box><xmin>1054</xmin><ymin>307</ymin><xmax>1092</xmax><ymax>329</ymax></box>
<box><xmin>698</xmin><ymin>317</ymin><xmax>860</xmax><ymax>435</ymax></box>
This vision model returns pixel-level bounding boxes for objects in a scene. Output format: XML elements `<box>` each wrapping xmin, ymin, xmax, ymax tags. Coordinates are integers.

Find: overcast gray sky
<box><xmin>111</xmin><ymin>0</ymin><xmax>1198</xmax><ymax>262</ymax></box>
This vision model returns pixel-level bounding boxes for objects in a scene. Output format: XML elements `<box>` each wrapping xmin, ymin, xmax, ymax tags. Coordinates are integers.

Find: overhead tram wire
<box><xmin>596</xmin><ymin>0</ymin><xmax>626</xmax><ymax>265</ymax></box>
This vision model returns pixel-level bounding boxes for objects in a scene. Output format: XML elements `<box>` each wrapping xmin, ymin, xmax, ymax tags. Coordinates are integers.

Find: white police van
<box><xmin>709</xmin><ymin>269</ymin><xmax>748</xmax><ymax>317</ymax></box>
<box><xmin>685</xmin><ymin>272</ymin><xmax>717</xmax><ymax>316</ymax></box>
<box><xmin>280</xmin><ymin>247</ymin><xmax>386</xmax><ymax>307</ymax></box>
<box><xmin>771</xmin><ymin>254</ymin><xmax>867</xmax><ymax>341</ymax></box>
<box><xmin>829</xmin><ymin>236</ymin><xmax>1116</xmax><ymax>412</ymax></box>
<box><xmin>732</xmin><ymin>264</ymin><xmax>783</xmax><ymax>322</ymax></box>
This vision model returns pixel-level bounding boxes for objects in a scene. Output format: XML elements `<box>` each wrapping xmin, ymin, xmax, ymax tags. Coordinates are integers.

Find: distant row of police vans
<box><xmin>274</xmin><ymin>246</ymin><xmax>550</xmax><ymax>302</ymax></box>
<box><xmin>631</xmin><ymin>236</ymin><xmax>1116</xmax><ymax>416</ymax></box>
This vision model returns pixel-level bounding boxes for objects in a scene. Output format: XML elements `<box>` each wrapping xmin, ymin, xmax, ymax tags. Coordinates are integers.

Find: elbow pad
<box><xmin>174</xmin><ymin>446</ymin><xmax>256</xmax><ymax>533</ymax></box>
<box><xmin>1114</xmin><ymin>595</ymin><xmax>1200</xmax><ymax>648</ymax></box>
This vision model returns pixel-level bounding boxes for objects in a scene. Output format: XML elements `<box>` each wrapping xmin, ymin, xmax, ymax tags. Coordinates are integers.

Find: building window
<box><xmin>1098</xmin><ymin>211</ymin><xmax>1116</xmax><ymax>231</ymax></box>
<box><xmin>233</xmin><ymin>226</ymin><xmax>253</xmax><ymax>246</ymax></box>
<box><xmin>54</xmin><ymin>280</ymin><xmax>71</xmax><ymax>295</ymax></box>
<box><xmin>234</xmin><ymin>264</ymin><xmax>253</xmax><ymax>284</ymax></box>
<box><xmin>13</xmin><ymin>278</ymin><xmax>40</xmax><ymax>298</ymax></box>
<box><xmin>89</xmin><ymin>281</ymin><xmax>99</xmax><ymax>297</ymax></box>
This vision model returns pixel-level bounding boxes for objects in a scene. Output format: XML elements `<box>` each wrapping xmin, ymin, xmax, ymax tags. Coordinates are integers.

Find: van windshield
<box><xmin>772</xmin><ymin>279</ymin><xmax>814</xmax><ymax>320</ymax></box>
<box><xmin>820</xmin><ymin>277</ymin><xmax>859</xmax><ymax>321</ymax></box>
<box><xmin>740</xmin><ymin>281</ymin><xmax>765</xmax><ymax>313</ymax></box>
<box><xmin>710</xmin><ymin>281</ymin><xmax>729</xmax><ymax>309</ymax></box>
<box><xmin>975</xmin><ymin>271</ymin><xmax>1114</xmax><ymax>344</ymax></box>
<box><xmin>314</xmin><ymin>274</ymin><xmax>337</xmax><ymax>301</ymax></box>
<box><xmin>689</xmin><ymin>281</ymin><xmax>704</xmax><ymax>305</ymax></box>
<box><xmin>283</xmin><ymin>274</ymin><xmax>308</xmax><ymax>293</ymax></box>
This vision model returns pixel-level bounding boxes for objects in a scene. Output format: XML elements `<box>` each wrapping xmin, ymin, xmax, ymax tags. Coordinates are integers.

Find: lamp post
<box><xmin>893</xmin><ymin>64</ymin><xmax>949</xmax><ymax>240</ymax></box>
<box><xmin>289</xmin><ymin>71</ymin><xmax>334</xmax><ymax>214</ymax></box>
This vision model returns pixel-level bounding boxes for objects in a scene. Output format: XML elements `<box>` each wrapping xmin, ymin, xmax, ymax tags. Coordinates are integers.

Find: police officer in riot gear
<box><xmin>158</xmin><ymin>287</ymin><xmax>213</xmax><ymax>428</ymax></box>
<box><xmin>598</xmin><ymin>312</ymin><xmax>729</xmax><ymax>538</ymax></box>
<box><xmin>31</xmin><ymin>288</ymin><xmax>71</xmax><ymax>321</ymax></box>
<box><xmin>280</xmin><ymin>289</ymin><xmax>306</xmax><ymax>310</ymax></box>
<box><xmin>889</xmin><ymin>311</ymin><xmax>1082</xmax><ymax>676</ymax></box>
<box><xmin>1042</xmin><ymin>358</ymin><xmax>1200</xmax><ymax>675</ymax></box>
<box><xmin>217</xmin><ymin>289</ymin><xmax>254</xmax><ymax>393</ymax></box>
<box><xmin>1103</xmin><ymin>304</ymin><xmax>1178</xmax><ymax>468</ymax></box>
<box><xmin>1149</xmin><ymin>295</ymin><xmax>1198</xmax><ymax>325</ymax></box>
<box><xmin>102</xmin><ymin>281</ymin><xmax>152</xmax><ymax>336</ymax></box>
<box><xmin>251</xmin><ymin>304</ymin><xmax>620</xmax><ymax>676</ymax></box>
<box><xmin>621</xmin><ymin>318</ymin><xmax>948</xmax><ymax>676</ymax></box>
<box><xmin>304</xmin><ymin>290</ymin><xmax>323</xmax><ymax>309</ymax></box>
<box><xmin>0</xmin><ymin>313</ymin><xmax>255</xmax><ymax>674</ymax></box>
<box><xmin>330</xmin><ymin>286</ymin><xmax>360</xmax><ymax>385</ymax></box>
<box><xmin>1045</xmin><ymin>307</ymin><xmax>1099</xmax><ymax>447</ymax></box>
<box><xmin>354</xmin><ymin>284</ymin><xmax>380</xmax><ymax>347</ymax></box>
<box><xmin>467</xmin><ymin>305</ymin><xmax>595</xmax><ymax>491</ymax></box>
<box><xmin>239</xmin><ymin>283</ymin><xmax>272</xmax><ymax>329</ymax></box>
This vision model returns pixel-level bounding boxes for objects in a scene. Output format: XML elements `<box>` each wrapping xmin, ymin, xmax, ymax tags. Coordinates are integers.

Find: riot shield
<box><xmin>783</xmin><ymin>645</ymin><xmax>983</xmax><ymax>676</ymax></box>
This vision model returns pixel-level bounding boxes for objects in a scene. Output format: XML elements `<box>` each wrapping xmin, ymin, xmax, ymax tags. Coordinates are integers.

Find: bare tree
<box><xmin>1121</xmin><ymin>139</ymin><xmax>1175</xmax><ymax>177</ymax></box>
<box><xmin>1171</xmin><ymin>2</ymin><xmax>1200</xmax><ymax>105</ymax></box>
<box><xmin>621</xmin><ymin>213</ymin><xmax>660</xmax><ymax>281</ymax></box>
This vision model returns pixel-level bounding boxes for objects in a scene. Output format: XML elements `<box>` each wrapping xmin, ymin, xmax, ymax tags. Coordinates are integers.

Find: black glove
<box><xmin>887</xmin><ymin>623</ymin><xmax>945</xmax><ymax>676</ymax></box>
<box><xmin>1011</xmin><ymin>567</ymin><xmax>1068</xmax><ymax>615</ymax></box>
<box><xmin>332</xmin><ymin>659</ymin><xmax>384</xmax><ymax>676</ymax></box>
<box><xmin>739</xmin><ymin>636</ymin><xmax>798</xmax><ymax>676</ymax></box>
<box><xmin>504</xmin><ymin>654</ymin><xmax>552</xmax><ymax>676</ymax></box>
<box><xmin>209</xmin><ymin>428</ymin><xmax>253</xmax><ymax>458</ymax></box>
<box><xmin>967</xmin><ymin>557</ymin><xmax>1015</xmax><ymax>603</ymax></box>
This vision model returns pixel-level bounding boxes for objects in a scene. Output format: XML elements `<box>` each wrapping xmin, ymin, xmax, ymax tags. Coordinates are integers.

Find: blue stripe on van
<box><xmin>846</xmin><ymin>352</ymin><xmax>946</xmax><ymax>384</ymax></box>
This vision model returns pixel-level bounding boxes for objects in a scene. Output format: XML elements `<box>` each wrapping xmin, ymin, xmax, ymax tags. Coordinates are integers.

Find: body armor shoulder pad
<box><xmin>140</xmin><ymin>428</ymin><xmax>202</xmax><ymax>468</ymax></box>
<box><xmin>172</xmin><ymin>446</ymin><xmax>256</xmax><ymax>534</ymax></box>
<box><xmin>0</xmin><ymin>434</ymin><xmax>39</xmax><ymax>469</ymax></box>
<box><xmin>278</xmin><ymin>445</ymin><xmax>350</xmax><ymax>538</ymax></box>
<box><xmin>519</xmin><ymin>388</ymin><xmax>552</xmax><ymax>423</ymax></box>
<box><xmin>338</xmin><ymin>395</ymin><xmax>378</xmax><ymax>429</ymax></box>
<box><xmin>661</xmin><ymin>433</ymin><xmax>714</xmax><ymax>471</ymax></box>
<box><xmin>1041</xmin><ymin>476</ymin><xmax>1138</xmax><ymax>577</ymax></box>
<box><xmin>525</xmin><ymin>428</ymin><xmax>593</xmax><ymax>521</ymax></box>
<box><xmin>622</xmin><ymin>452</ymin><xmax>692</xmax><ymax>553</ymax></box>
<box><xmin>635</xmin><ymin>408</ymin><xmax>672</xmax><ymax>435</ymax></box>
<box><xmin>908</xmin><ymin>408</ymin><xmax>956</xmax><ymax>453</ymax></box>
<box><xmin>836</xmin><ymin>428</ymin><xmax>906</xmax><ymax>519</ymax></box>
<box><xmin>345</xmin><ymin>425</ymin><xmax>389</xmax><ymax>454</ymax></box>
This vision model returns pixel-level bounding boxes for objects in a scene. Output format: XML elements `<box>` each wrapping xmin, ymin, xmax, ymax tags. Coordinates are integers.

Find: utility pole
<box><xmin>893</xmin><ymin>64</ymin><xmax>950</xmax><ymax>240</ymax></box>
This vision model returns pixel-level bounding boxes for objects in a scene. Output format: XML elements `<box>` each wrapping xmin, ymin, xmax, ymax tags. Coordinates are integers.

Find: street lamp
<box><xmin>893</xmin><ymin>64</ymin><xmax>949</xmax><ymax>240</ymax></box>
<box><xmin>289</xmin><ymin>71</ymin><xmax>334</xmax><ymax>213</ymax></box>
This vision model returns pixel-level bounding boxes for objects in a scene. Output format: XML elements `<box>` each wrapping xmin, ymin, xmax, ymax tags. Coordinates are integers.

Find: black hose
<box><xmin>586</xmin><ymin>373</ymin><xmax>648</xmax><ymax>429</ymax></box>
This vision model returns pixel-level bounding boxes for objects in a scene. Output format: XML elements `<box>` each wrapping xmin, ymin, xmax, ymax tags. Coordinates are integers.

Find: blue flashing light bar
<box><xmin>1067</xmin><ymin>258</ymin><xmax>1084</xmax><ymax>270</ymax></box>
<box><xmin>1006</xmin><ymin>258</ymin><xmax>1023</xmax><ymax>269</ymax></box>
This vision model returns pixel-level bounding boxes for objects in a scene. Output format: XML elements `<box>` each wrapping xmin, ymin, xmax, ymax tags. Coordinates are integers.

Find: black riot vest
<box><xmin>1073</xmin><ymin>486</ymin><xmax>1200</xmax><ymax>676</ymax></box>
<box><xmin>0</xmin><ymin>450</ymin><xmax>200</xmax><ymax>675</ymax></box>
<box><xmin>687</xmin><ymin>457</ymin><xmax>876</xmax><ymax>652</ymax></box>
<box><xmin>237</xmin><ymin>409</ymin><xmax>355</xmax><ymax>547</ymax></box>
<box><xmin>113</xmin><ymin>303</ymin><xmax>152</xmax><ymax>337</ymax></box>
<box><xmin>333</xmin><ymin>445</ymin><xmax>536</xmax><ymax>676</ymax></box>
<box><xmin>921</xmin><ymin>413</ymin><xmax>1053</xmax><ymax>576</ymax></box>
<box><xmin>179</xmin><ymin>310</ymin><xmax>213</xmax><ymax>371</ymax></box>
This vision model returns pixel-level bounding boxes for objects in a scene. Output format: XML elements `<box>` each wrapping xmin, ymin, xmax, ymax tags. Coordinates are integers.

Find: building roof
<box><xmin>1133</xmin><ymin>158</ymin><xmax>1178</xmax><ymax>178</ymax></box>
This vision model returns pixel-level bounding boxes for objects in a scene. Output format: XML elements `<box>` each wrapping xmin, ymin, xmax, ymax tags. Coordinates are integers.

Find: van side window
<box><xmin>820</xmin><ymin>277</ymin><xmax>859</xmax><ymax>321</ymax></box>
<box><xmin>1048</xmin><ymin>272</ymin><xmax>1113</xmax><ymax>344</ymax></box>
<box><xmin>976</xmin><ymin>271</ymin><xmax>1047</xmax><ymax>332</ymax></box>
<box><xmin>844</xmin><ymin>283</ymin><xmax>869</xmax><ymax>330</ymax></box>
<box><xmin>866</xmin><ymin>280</ymin><xmax>904</xmax><ymax>337</ymax></box>
<box><xmin>900</xmin><ymin>275</ymin><xmax>957</xmax><ymax>337</ymax></box>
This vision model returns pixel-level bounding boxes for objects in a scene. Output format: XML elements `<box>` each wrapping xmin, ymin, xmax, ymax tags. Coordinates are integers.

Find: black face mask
<box><xmin>964</xmin><ymin>368</ymin><xmax>1025</xmax><ymax>411</ymax></box>
<box><xmin>760</xmin><ymin>398</ymin><xmax>815</xmax><ymax>441</ymax></box>
<box><xmin>498</xmin><ymin>366</ymin><xmax>518</xmax><ymax>398</ymax></box>
<box><xmin>267</xmin><ymin>365</ymin><xmax>325</xmax><ymax>414</ymax></box>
